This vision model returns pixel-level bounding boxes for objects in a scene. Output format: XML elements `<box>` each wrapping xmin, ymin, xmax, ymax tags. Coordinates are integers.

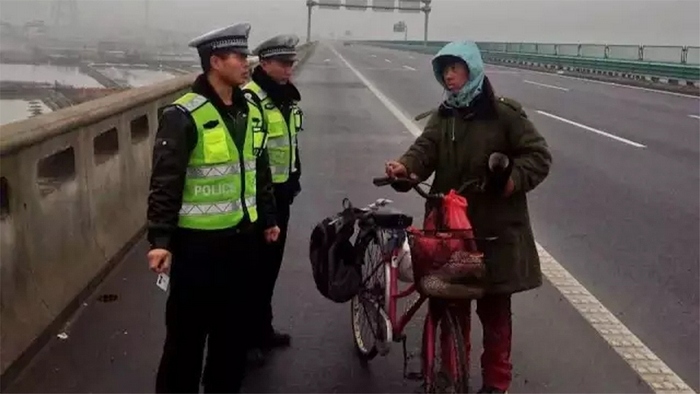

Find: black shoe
<box><xmin>246</xmin><ymin>348</ymin><xmax>267</xmax><ymax>368</ymax></box>
<box><xmin>262</xmin><ymin>329</ymin><xmax>291</xmax><ymax>349</ymax></box>
<box><xmin>477</xmin><ymin>387</ymin><xmax>507</xmax><ymax>394</ymax></box>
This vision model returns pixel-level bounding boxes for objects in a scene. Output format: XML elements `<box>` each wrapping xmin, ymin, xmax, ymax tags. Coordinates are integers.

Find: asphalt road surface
<box><xmin>6</xmin><ymin>42</ymin><xmax>698</xmax><ymax>393</ymax></box>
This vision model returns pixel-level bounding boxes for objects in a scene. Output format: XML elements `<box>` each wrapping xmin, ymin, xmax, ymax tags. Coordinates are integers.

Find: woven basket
<box><xmin>407</xmin><ymin>228</ymin><xmax>487</xmax><ymax>299</ymax></box>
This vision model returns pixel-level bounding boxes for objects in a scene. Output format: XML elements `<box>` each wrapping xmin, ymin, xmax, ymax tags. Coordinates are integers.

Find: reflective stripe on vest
<box><xmin>172</xmin><ymin>92</ymin><xmax>264</xmax><ymax>230</ymax></box>
<box><xmin>244</xmin><ymin>81</ymin><xmax>302</xmax><ymax>184</ymax></box>
<box><xmin>180</xmin><ymin>196</ymin><xmax>257</xmax><ymax>216</ymax></box>
<box><xmin>186</xmin><ymin>161</ymin><xmax>256</xmax><ymax>178</ymax></box>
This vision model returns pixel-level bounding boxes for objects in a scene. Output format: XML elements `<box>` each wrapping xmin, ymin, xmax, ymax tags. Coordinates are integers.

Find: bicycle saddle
<box><xmin>365</xmin><ymin>206</ymin><xmax>413</xmax><ymax>229</ymax></box>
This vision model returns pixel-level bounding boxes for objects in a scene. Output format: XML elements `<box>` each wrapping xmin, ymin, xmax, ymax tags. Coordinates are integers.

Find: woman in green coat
<box><xmin>385</xmin><ymin>40</ymin><xmax>552</xmax><ymax>394</ymax></box>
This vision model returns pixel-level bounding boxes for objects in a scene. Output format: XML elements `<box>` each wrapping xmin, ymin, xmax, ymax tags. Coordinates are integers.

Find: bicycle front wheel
<box><xmin>351</xmin><ymin>231</ymin><xmax>389</xmax><ymax>362</ymax></box>
<box><xmin>423</xmin><ymin>304</ymin><xmax>469</xmax><ymax>393</ymax></box>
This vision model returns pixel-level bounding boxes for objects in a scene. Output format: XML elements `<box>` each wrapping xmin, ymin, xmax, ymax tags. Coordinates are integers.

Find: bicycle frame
<box><xmin>368</xmin><ymin>229</ymin><xmax>465</xmax><ymax>388</ymax></box>
<box><xmin>384</xmin><ymin>240</ymin><xmax>426</xmax><ymax>341</ymax></box>
<box><xmin>350</xmin><ymin>217</ymin><xmax>465</xmax><ymax>392</ymax></box>
<box><xmin>357</xmin><ymin>174</ymin><xmax>490</xmax><ymax>390</ymax></box>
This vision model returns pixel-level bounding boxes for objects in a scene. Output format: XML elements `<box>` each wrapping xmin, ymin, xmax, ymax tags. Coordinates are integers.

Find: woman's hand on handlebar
<box><xmin>377</xmin><ymin>161</ymin><xmax>418</xmax><ymax>193</ymax></box>
<box><xmin>385</xmin><ymin>161</ymin><xmax>408</xmax><ymax>179</ymax></box>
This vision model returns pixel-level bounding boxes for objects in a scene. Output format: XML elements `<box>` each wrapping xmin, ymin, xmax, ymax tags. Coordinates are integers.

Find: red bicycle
<box><xmin>349</xmin><ymin>175</ymin><xmax>495</xmax><ymax>393</ymax></box>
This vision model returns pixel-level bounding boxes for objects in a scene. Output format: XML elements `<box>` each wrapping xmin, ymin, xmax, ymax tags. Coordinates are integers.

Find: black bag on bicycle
<box><xmin>309</xmin><ymin>205</ymin><xmax>362</xmax><ymax>303</ymax></box>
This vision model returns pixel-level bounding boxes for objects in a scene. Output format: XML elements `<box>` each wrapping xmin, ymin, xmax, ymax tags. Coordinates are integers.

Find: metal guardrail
<box><xmin>360</xmin><ymin>40</ymin><xmax>700</xmax><ymax>82</ymax></box>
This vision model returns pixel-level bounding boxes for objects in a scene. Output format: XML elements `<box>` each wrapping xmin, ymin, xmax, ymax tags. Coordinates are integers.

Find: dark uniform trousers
<box><xmin>253</xmin><ymin>187</ymin><xmax>293</xmax><ymax>343</ymax></box>
<box><xmin>156</xmin><ymin>227</ymin><xmax>256</xmax><ymax>393</ymax></box>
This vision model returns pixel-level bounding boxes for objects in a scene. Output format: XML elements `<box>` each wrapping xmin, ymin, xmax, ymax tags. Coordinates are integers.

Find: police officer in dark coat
<box><xmin>147</xmin><ymin>22</ymin><xmax>279</xmax><ymax>393</ymax></box>
<box><xmin>242</xmin><ymin>34</ymin><xmax>303</xmax><ymax>362</ymax></box>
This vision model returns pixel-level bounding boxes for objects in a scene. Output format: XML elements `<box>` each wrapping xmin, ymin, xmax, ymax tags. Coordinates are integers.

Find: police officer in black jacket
<box><xmin>147</xmin><ymin>22</ymin><xmax>279</xmax><ymax>393</ymax></box>
<box><xmin>242</xmin><ymin>34</ymin><xmax>303</xmax><ymax>363</ymax></box>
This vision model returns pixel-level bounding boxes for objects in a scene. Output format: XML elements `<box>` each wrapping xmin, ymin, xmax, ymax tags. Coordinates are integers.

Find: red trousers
<box><xmin>455</xmin><ymin>294</ymin><xmax>513</xmax><ymax>391</ymax></box>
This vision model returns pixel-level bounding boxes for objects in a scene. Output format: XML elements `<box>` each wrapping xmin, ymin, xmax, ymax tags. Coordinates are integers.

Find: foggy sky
<box><xmin>0</xmin><ymin>0</ymin><xmax>698</xmax><ymax>47</ymax></box>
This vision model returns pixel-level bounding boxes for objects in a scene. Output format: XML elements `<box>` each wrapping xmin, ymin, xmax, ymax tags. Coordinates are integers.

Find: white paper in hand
<box><xmin>156</xmin><ymin>273</ymin><xmax>170</xmax><ymax>292</ymax></box>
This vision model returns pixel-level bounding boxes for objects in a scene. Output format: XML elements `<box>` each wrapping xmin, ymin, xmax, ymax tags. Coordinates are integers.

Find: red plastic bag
<box><xmin>408</xmin><ymin>228</ymin><xmax>468</xmax><ymax>282</ymax></box>
<box><xmin>408</xmin><ymin>189</ymin><xmax>486</xmax><ymax>297</ymax></box>
<box><xmin>424</xmin><ymin>190</ymin><xmax>473</xmax><ymax>231</ymax></box>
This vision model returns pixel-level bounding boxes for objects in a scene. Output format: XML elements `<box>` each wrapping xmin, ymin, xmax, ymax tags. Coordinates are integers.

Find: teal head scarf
<box><xmin>431</xmin><ymin>40</ymin><xmax>485</xmax><ymax>108</ymax></box>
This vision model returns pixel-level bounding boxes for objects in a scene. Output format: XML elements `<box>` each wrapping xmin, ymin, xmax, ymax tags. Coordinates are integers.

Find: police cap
<box><xmin>188</xmin><ymin>23</ymin><xmax>252</xmax><ymax>56</ymax></box>
<box><xmin>254</xmin><ymin>34</ymin><xmax>300</xmax><ymax>62</ymax></box>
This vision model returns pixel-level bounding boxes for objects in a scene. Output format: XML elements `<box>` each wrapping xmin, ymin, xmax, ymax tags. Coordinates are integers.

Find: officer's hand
<box><xmin>265</xmin><ymin>226</ymin><xmax>281</xmax><ymax>243</ymax></box>
<box><xmin>148</xmin><ymin>248</ymin><xmax>172</xmax><ymax>274</ymax></box>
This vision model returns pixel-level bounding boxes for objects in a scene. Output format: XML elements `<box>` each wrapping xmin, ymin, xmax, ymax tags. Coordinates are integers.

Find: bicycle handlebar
<box><xmin>372</xmin><ymin>176</ymin><xmax>438</xmax><ymax>200</ymax></box>
<box><xmin>373</xmin><ymin>175</ymin><xmax>483</xmax><ymax>199</ymax></box>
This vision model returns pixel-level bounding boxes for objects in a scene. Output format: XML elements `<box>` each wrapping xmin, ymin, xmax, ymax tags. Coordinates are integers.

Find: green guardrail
<box><xmin>358</xmin><ymin>40</ymin><xmax>700</xmax><ymax>82</ymax></box>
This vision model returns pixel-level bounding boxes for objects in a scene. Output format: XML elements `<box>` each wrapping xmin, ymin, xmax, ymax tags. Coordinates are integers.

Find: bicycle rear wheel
<box><xmin>423</xmin><ymin>304</ymin><xmax>469</xmax><ymax>393</ymax></box>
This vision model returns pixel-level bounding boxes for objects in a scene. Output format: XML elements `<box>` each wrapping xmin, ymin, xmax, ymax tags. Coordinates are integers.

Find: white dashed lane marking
<box><xmin>536</xmin><ymin>110</ymin><xmax>646</xmax><ymax>148</ymax></box>
<box><xmin>523</xmin><ymin>79</ymin><xmax>570</xmax><ymax>91</ymax></box>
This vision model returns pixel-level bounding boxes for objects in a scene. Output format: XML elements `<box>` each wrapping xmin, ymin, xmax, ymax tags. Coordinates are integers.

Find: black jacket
<box><xmin>249</xmin><ymin>66</ymin><xmax>302</xmax><ymax>201</ymax></box>
<box><xmin>147</xmin><ymin>73</ymin><xmax>277</xmax><ymax>250</ymax></box>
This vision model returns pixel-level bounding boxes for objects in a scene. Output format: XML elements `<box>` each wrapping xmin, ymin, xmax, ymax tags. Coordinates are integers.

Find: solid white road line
<box><xmin>403</xmin><ymin>65</ymin><xmax>416</xmax><ymax>71</ymax></box>
<box><xmin>536</xmin><ymin>110</ymin><xmax>646</xmax><ymax>148</ymax></box>
<box><xmin>328</xmin><ymin>42</ymin><xmax>694</xmax><ymax>394</ymax></box>
<box><xmin>523</xmin><ymin>79</ymin><xmax>570</xmax><ymax>91</ymax></box>
<box><xmin>329</xmin><ymin>45</ymin><xmax>419</xmax><ymax>137</ymax></box>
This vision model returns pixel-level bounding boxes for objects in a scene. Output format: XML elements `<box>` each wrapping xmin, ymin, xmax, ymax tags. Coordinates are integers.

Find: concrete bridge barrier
<box><xmin>0</xmin><ymin>41</ymin><xmax>317</xmax><ymax>385</ymax></box>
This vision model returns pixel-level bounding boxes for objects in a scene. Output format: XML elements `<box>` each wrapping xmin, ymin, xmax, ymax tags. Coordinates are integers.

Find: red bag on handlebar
<box><xmin>424</xmin><ymin>190</ymin><xmax>473</xmax><ymax>232</ymax></box>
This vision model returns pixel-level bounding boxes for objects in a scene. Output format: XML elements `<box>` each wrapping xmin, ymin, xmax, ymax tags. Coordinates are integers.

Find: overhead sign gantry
<box><xmin>305</xmin><ymin>0</ymin><xmax>432</xmax><ymax>45</ymax></box>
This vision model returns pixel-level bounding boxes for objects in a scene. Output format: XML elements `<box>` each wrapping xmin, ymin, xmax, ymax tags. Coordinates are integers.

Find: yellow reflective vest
<box><xmin>172</xmin><ymin>92</ymin><xmax>267</xmax><ymax>230</ymax></box>
<box><xmin>243</xmin><ymin>81</ymin><xmax>302</xmax><ymax>184</ymax></box>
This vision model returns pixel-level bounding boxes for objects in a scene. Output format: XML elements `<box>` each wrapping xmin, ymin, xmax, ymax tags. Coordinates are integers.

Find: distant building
<box><xmin>23</xmin><ymin>20</ymin><xmax>47</xmax><ymax>38</ymax></box>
